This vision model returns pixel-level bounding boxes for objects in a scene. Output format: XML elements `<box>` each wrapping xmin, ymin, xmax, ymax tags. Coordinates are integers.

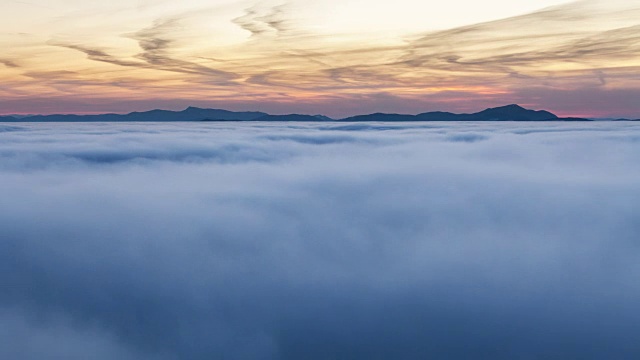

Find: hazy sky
<box><xmin>2</xmin><ymin>0</ymin><xmax>640</xmax><ymax>117</ymax></box>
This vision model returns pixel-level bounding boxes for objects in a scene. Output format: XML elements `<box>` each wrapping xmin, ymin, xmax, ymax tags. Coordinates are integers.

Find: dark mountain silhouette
<box><xmin>313</xmin><ymin>115</ymin><xmax>334</xmax><ymax>122</ymax></box>
<box><xmin>254</xmin><ymin>114</ymin><xmax>329</xmax><ymax>122</ymax></box>
<box><xmin>342</xmin><ymin>105</ymin><xmax>589</xmax><ymax>122</ymax></box>
<box><xmin>202</xmin><ymin>114</ymin><xmax>331</xmax><ymax>122</ymax></box>
<box><xmin>416</xmin><ymin>111</ymin><xmax>460</xmax><ymax>121</ymax></box>
<box><xmin>437</xmin><ymin>105</ymin><xmax>589</xmax><ymax>121</ymax></box>
<box><xmin>557</xmin><ymin>117</ymin><xmax>598</xmax><ymax>121</ymax></box>
<box><xmin>470</xmin><ymin>104</ymin><xmax>557</xmax><ymax>121</ymax></box>
<box><xmin>0</xmin><ymin>105</ymin><xmax>597</xmax><ymax>122</ymax></box>
<box><xmin>148</xmin><ymin>106</ymin><xmax>267</xmax><ymax>121</ymax></box>
<box><xmin>340</xmin><ymin>113</ymin><xmax>418</xmax><ymax>122</ymax></box>
<box><xmin>5</xmin><ymin>107</ymin><xmax>267</xmax><ymax>122</ymax></box>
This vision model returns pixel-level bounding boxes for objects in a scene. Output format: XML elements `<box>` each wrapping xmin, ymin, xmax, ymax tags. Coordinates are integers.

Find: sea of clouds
<box><xmin>1</xmin><ymin>121</ymin><xmax>639</xmax><ymax>359</ymax></box>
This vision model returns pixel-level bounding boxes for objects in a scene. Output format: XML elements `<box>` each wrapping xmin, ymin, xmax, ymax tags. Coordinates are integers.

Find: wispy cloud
<box><xmin>128</xmin><ymin>17</ymin><xmax>241</xmax><ymax>82</ymax></box>
<box><xmin>401</xmin><ymin>2</ymin><xmax>640</xmax><ymax>75</ymax></box>
<box><xmin>2</xmin><ymin>0</ymin><xmax>640</xmax><ymax>116</ymax></box>
<box><xmin>48</xmin><ymin>18</ymin><xmax>240</xmax><ymax>85</ymax></box>
<box><xmin>233</xmin><ymin>2</ymin><xmax>291</xmax><ymax>37</ymax></box>
<box><xmin>48</xmin><ymin>42</ymin><xmax>144</xmax><ymax>67</ymax></box>
<box><xmin>0</xmin><ymin>59</ymin><xmax>19</xmax><ymax>68</ymax></box>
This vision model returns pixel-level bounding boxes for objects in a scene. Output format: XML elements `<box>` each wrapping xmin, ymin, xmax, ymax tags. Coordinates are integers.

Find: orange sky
<box><xmin>2</xmin><ymin>0</ymin><xmax>640</xmax><ymax>117</ymax></box>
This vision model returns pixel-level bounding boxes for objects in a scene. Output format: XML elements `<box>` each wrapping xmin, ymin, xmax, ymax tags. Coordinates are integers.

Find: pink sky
<box><xmin>1</xmin><ymin>0</ymin><xmax>640</xmax><ymax>118</ymax></box>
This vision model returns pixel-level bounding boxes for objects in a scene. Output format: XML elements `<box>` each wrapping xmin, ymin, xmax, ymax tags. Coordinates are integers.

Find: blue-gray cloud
<box><xmin>1</xmin><ymin>121</ymin><xmax>640</xmax><ymax>359</ymax></box>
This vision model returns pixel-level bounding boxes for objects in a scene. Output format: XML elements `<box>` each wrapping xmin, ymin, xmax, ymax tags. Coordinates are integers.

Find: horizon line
<box><xmin>2</xmin><ymin>103</ymin><xmax>637</xmax><ymax>120</ymax></box>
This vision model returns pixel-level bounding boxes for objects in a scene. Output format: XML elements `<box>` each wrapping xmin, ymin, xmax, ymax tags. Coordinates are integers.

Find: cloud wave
<box><xmin>1</xmin><ymin>121</ymin><xmax>640</xmax><ymax>359</ymax></box>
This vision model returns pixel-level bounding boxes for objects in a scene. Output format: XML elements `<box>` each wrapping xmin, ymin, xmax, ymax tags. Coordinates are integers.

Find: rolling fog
<box><xmin>1</xmin><ymin>121</ymin><xmax>639</xmax><ymax>359</ymax></box>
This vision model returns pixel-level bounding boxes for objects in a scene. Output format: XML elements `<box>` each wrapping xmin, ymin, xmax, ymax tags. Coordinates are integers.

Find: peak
<box><xmin>478</xmin><ymin>104</ymin><xmax>536</xmax><ymax>115</ymax></box>
<box><xmin>492</xmin><ymin>104</ymin><xmax>525</xmax><ymax>111</ymax></box>
<box><xmin>474</xmin><ymin>104</ymin><xmax>557</xmax><ymax>120</ymax></box>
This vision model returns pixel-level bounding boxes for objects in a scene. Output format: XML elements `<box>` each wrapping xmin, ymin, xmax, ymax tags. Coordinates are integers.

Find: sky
<box><xmin>1</xmin><ymin>0</ymin><xmax>640</xmax><ymax>117</ymax></box>
<box><xmin>1</xmin><ymin>121</ymin><xmax>640</xmax><ymax>359</ymax></box>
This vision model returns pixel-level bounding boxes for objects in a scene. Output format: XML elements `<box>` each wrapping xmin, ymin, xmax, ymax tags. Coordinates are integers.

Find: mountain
<box><xmin>415</xmin><ymin>111</ymin><xmax>460</xmax><ymax>121</ymax></box>
<box><xmin>341</xmin><ymin>105</ymin><xmax>587</xmax><ymax>122</ymax></box>
<box><xmin>469</xmin><ymin>104</ymin><xmax>557</xmax><ymax>121</ymax></box>
<box><xmin>556</xmin><ymin>117</ymin><xmax>597</xmax><ymax>121</ymax></box>
<box><xmin>3</xmin><ymin>114</ymin><xmax>33</xmax><ymax>119</ymax></box>
<box><xmin>5</xmin><ymin>107</ymin><xmax>267</xmax><ymax>122</ymax></box>
<box><xmin>341</xmin><ymin>113</ymin><xmax>418</xmax><ymax>122</ymax></box>
<box><xmin>1</xmin><ymin>105</ymin><xmax>596</xmax><ymax>122</ymax></box>
<box><xmin>252</xmin><ymin>114</ymin><xmax>330</xmax><ymax>122</ymax></box>
<box><xmin>152</xmin><ymin>107</ymin><xmax>267</xmax><ymax>121</ymax></box>
<box><xmin>312</xmin><ymin>115</ymin><xmax>335</xmax><ymax>122</ymax></box>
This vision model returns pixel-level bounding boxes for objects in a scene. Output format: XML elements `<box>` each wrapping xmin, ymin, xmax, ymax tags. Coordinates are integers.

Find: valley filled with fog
<box><xmin>1</xmin><ymin>121</ymin><xmax>639</xmax><ymax>359</ymax></box>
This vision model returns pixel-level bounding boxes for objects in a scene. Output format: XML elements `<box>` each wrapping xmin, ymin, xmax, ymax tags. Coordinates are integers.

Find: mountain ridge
<box><xmin>342</xmin><ymin>104</ymin><xmax>587</xmax><ymax>122</ymax></box>
<box><xmin>0</xmin><ymin>105</ymin><xmax>599</xmax><ymax>122</ymax></box>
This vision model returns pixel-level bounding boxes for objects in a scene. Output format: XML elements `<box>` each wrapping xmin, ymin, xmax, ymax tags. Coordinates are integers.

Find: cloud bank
<box><xmin>1</xmin><ymin>122</ymin><xmax>640</xmax><ymax>359</ymax></box>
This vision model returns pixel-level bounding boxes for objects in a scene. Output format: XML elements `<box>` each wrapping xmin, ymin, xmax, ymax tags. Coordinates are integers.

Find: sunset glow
<box><xmin>2</xmin><ymin>0</ymin><xmax>640</xmax><ymax>117</ymax></box>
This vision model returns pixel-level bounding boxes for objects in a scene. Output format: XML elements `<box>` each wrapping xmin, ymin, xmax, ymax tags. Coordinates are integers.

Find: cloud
<box><xmin>397</xmin><ymin>0</ymin><xmax>640</xmax><ymax>87</ymax></box>
<box><xmin>127</xmin><ymin>18</ymin><xmax>241</xmax><ymax>82</ymax></box>
<box><xmin>49</xmin><ymin>17</ymin><xmax>240</xmax><ymax>85</ymax></box>
<box><xmin>0</xmin><ymin>59</ymin><xmax>19</xmax><ymax>68</ymax></box>
<box><xmin>0</xmin><ymin>309</ymin><xmax>152</xmax><ymax>360</ymax></box>
<box><xmin>233</xmin><ymin>2</ymin><xmax>291</xmax><ymax>38</ymax></box>
<box><xmin>233</xmin><ymin>0</ymin><xmax>640</xmax><ymax>116</ymax></box>
<box><xmin>213</xmin><ymin>0</ymin><xmax>640</xmax><ymax>101</ymax></box>
<box><xmin>1</xmin><ymin>122</ymin><xmax>640</xmax><ymax>359</ymax></box>
<box><xmin>3</xmin><ymin>0</ymin><xmax>640</xmax><ymax>117</ymax></box>
<box><xmin>47</xmin><ymin>42</ymin><xmax>144</xmax><ymax>68</ymax></box>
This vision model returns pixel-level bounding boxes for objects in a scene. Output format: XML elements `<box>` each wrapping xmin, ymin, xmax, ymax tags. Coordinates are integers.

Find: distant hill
<box><xmin>342</xmin><ymin>105</ymin><xmax>590</xmax><ymax>122</ymax></box>
<box><xmin>340</xmin><ymin>113</ymin><xmax>418</xmax><ymax>122</ymax></box>
<box><xmin>3</xmin><ymin>115</ymin><xmax>33</xmax><ymax>119</ymax></box>
<box><xmin>253</xmin><ymin>114</ymin><xmax>328</xmax><ymax>122</ymax></box>
<box><xmin>469</xmin><ymin>104</ymin><xmax>557</xmax><ymax>121</ymax></box>
<box><xmin>1</xmin><ymin>105</ymin><xmax>597</xmax><ymax>122</ymax></box>
<box><xmin>4</xmin><ymin>107</ymin><xmax>267</xmax><ymax>122</ymax></box>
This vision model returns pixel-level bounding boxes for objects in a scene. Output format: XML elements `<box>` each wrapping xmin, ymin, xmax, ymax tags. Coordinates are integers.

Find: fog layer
<box><xmin>1</xmin><ymin>122</ymin><xmax>639</xmax><ymax>359</ymax></box>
